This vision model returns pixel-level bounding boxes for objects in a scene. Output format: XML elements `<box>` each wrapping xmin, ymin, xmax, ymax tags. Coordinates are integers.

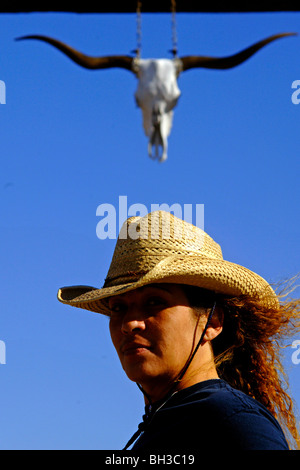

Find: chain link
<box><xmin>171</xmin><ymin>0</ymin><xmax>178</xmax><ymax>57</ymax></box>
<box><xmin>136</xmin><ymin>0</ymin><xmax>142</xmax><ymax>58</ymax></box>
<box><xmin>135</xmin><ymin>0</ymin><xmax>178</xmax><ymax>58</ymax></box>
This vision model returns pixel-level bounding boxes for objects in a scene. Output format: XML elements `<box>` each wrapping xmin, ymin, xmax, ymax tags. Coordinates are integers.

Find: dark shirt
<box><xmin>131</xmin><ymin>379</ymin><xmax>289</xmax><ymax>451</ymax></box>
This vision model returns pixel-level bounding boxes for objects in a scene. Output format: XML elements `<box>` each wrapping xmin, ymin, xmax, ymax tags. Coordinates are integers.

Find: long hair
<box><xmin>182</xmin><ymin>279</ymin><xmax>300</xmax><ymax>450</ymax></box>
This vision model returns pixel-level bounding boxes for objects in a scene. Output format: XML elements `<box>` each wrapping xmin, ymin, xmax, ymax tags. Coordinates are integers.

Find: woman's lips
<box><xmin>121</xmin><ymin>341</ymin><xmax>152</xmax><ymax>356</ymax></box>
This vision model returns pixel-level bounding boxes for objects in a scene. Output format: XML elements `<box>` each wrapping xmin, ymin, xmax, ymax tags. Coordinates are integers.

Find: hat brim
<box><xmin>57</xmin><ymin>256</ymin><xmax>278</xmax><ymax>315</ymax></box>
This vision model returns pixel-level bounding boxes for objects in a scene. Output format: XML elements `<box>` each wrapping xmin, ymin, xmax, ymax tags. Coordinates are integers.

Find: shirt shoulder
<box><xmin>180</xmin><ymin>379</ymin><xmax>272</xmax><ymax>420</ymax></box>
<box><xmin>133</xmin><ymin>380</ymin><xmax>289</xmax><ymax>451</ymax></box>
<box><xmin>188</xmin><ymin>380</ymin><xmax>289</xmax><ymax>449</ymax></box>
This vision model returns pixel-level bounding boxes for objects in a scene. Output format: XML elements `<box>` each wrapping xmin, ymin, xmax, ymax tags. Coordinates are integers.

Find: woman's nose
<box><xmin>121</xmin><ymin>309</ymin><xmax>146</xmax><ymax>335</ymax></box>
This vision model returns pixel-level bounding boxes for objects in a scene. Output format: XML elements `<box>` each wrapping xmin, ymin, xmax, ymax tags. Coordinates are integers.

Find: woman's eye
<box><xmin>146</xmin><ymin>297</ymin><xmax>166</xmax><ymax>308</ymax></box>
<box><xmin>109</xmin><ymin>302</ymin><xmax>126</xmax><ymax>315</ymax></box>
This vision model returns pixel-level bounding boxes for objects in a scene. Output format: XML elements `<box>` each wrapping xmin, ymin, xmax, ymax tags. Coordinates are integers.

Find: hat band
<box><xmin>103</xmin><ymin>271</ymin><xmax>148</xmax><ymax>288</ymax></box>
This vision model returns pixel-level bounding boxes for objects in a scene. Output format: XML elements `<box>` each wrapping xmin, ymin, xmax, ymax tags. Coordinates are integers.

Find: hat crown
<box><xmin>104</xmin><ymin>211</ymin><xmax>222</xmax><ymax>287</ymax></box>
<box><xmin>58</xmin><ymin>211</ymin><xmax>278</xmax><ymax>314</ymax></box>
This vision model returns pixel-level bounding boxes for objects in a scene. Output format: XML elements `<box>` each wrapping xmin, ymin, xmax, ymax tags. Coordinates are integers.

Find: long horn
<box><xmin>16</xmin><ymin>35</ymin><xmax>135</xmax><ymax>71</ymax></box>
<box><xmin>179</xmin><ymin>33</ymin><xmax>297</xmax><ymax>71</ymax></box>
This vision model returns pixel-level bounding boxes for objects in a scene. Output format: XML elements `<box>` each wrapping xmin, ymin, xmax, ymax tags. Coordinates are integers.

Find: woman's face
<box><xmin>108</xmin><ymin>284</ymin><xmax>206</xmax><ymax>395</ymax></box>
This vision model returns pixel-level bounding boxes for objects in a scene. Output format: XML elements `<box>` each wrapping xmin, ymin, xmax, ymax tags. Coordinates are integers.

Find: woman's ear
<box><xmin>203</xmin><ymin>306</ymin><xmax>224</xmax><ymax>342</ymax></box>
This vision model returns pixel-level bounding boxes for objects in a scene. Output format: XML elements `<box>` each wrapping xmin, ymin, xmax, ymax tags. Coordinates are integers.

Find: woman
<box><xmin>58</xmin><ymin>210</ymin><xmax>300</xmax><ymax>450</ymax></box>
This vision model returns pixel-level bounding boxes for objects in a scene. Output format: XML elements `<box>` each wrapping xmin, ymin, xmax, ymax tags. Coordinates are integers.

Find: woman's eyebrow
<box><xmin>142</xmin><ymin>285</ymin><xmax>173</xmax><ymax>294</ymax></box>
<box><xmin>108</xmin><ymin>285</ymin><xmax>174</xmax><ymax>305</ymax></box>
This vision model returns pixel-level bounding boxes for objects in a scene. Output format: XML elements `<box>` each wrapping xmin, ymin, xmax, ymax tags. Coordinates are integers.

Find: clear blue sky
<box><xmin>0</xmin><ymin>11</ymin><xmax>299</xmax><ymax>449</ymax></box>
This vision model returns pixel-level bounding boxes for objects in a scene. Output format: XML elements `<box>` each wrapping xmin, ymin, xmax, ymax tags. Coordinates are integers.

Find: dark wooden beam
<box><xmin>0</xmin><ymin>2</ymin><xmax>299</xmax><ymax>13</ymax></box>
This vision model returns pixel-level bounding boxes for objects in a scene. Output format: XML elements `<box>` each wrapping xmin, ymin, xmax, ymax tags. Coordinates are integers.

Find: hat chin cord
<box><xmin>123</xmin><ymin>301</ymin><xmax>217</xmax><ymax>450</ymax></box>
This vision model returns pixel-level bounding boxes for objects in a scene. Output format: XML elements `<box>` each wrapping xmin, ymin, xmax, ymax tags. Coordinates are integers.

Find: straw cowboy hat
<box><xmin>57</xmin><ymin>211</ymin><xmax>278</xmax><ymax>315</ymax></box>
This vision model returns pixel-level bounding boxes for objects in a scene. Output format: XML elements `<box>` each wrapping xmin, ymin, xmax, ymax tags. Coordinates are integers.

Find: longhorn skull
<box><xmin>17</xmin><ymin>33</ymin><xmax>295</xmax><ymax>162</ymax></box>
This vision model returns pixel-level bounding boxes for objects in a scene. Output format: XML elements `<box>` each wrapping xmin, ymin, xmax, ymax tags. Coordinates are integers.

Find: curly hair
<box><xmin>182</xmin><ymin>279</ymin><xmax>300</xmax><ymax>450</ymax></box>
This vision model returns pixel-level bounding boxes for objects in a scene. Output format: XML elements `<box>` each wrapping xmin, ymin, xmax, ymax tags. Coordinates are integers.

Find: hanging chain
<box><xmin>171</xmin><ymin>0</ymin><xmax>178</xmax><ymax>57</ymax></box>
<box><xmin>135</xmin><ymin>0</ymin><xmax>178</xmax><ymax>58</ymax></box>
<box><xmin>136</xmin><ymin>0</ymin><xmax>142</xmax><ymax>58</ymax></box>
